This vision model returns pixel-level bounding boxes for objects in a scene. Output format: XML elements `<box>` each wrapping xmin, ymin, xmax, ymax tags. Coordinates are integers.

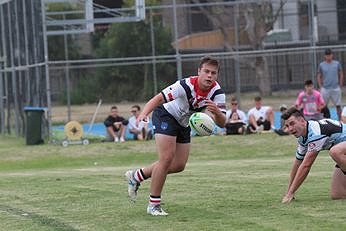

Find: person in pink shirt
<box><xmin>295</xmin><ymin>80</ymin><xmax>325</xmax><ymax>121</ymax></box>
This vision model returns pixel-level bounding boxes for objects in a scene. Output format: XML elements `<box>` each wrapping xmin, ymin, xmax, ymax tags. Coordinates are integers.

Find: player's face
<box><xmin>284</xmin><ymin>116</ymin><xmax>306</xmax><ymax>137</ymax></box>
<box><xmin>198</xmin><ymin>63</ymin><xmax>218</xmax><ymax>90</ymax></box>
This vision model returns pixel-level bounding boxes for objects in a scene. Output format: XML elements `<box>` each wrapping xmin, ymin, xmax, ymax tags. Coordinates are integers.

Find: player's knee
<box><xmin>160</xmin><ymin>155</ymin><xmax>175</xmax><ymax>167</ymax></box>
<box><xmin>329</xmin><ymin>148</ymin><xmax>340</xmax><ymax>162</ymax></box>
<box><xmin>174</xmin><ymin>163</ymin><xmax>186</xmax><ymax>173</ymax></box>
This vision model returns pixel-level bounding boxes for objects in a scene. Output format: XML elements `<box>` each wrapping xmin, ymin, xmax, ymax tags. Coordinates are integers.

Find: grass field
<box><xmin>0</xmin><ymin>133</ymin><xmax>345</xmax><ymax>231</ymax></box>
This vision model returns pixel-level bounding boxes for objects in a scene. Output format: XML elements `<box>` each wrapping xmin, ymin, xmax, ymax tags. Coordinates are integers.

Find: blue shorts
<box><xmin>152</xmin><ymin>105</ymin><xmax>191</xmax><ymax>143</ymax></box>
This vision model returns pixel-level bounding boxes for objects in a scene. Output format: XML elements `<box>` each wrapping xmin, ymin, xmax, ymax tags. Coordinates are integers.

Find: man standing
<box><xmin>281</xmin><ymin>107</ymin><xmax>346</xmax><ymax>203</ymax></box>
<box><xmin>317</xmin><ymin>48</ymin><xmax>344</xmax><ymax>120</ymax></box>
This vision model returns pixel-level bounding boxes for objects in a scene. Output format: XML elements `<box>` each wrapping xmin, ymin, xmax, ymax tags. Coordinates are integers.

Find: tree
<box><xmin>83</xmin><ymin>11</ymin><xmax>174</xmax><ymax>102</ymax></box>
<box><xmin>192</xmin><ymin>0</ymin><xmax>287</xmax><ymax>96</ymax></box>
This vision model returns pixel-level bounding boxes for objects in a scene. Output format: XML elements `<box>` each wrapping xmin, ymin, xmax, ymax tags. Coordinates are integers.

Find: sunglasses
<box><xmin>231</xmin><ymin>103</ymin><xmax>238</xmax><ymax>105</ymax></box>
<box><xmin>131</xmin><ymin>110</ymin><xmax>138</xmax><ymax>113</ymax></box>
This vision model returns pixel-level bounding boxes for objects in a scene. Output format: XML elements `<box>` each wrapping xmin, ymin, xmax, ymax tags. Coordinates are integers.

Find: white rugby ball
<box><xmin>189</xmin><ymin>112</ymin><xmax>215</xmax><ymax>136</ymax></box>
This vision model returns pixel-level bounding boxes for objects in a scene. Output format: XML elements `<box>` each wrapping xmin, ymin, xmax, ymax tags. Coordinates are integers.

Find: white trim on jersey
<box><xmin>161</xmin><ymin>76</ymin><xmax>226</xmax><ymax>127</ymax></box>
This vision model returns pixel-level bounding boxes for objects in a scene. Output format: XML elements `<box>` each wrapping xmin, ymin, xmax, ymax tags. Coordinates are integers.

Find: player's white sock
<box><xmin>134</xmin><ymin>168</ymin><xmax>147</xmax><ymax>183</ymax></box>
<box><xmin>149</xmin><ymin>195</ymin><xmax>161</xmax><ymax>206</ymax></box>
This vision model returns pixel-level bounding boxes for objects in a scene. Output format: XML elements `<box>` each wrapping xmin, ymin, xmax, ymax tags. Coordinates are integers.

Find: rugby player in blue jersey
<box><xmin>281</xmin><ymin>107</ymin><xmax>346</xmax><ymax>203</ymax></box>
<box><xmin>125</xmin><ymin>56</ymin><xmax>226</xmax><ymax>215</ymax></box>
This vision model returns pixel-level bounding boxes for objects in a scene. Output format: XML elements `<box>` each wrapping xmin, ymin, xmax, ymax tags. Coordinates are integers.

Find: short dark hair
<box><xmin>325</xmin><ymin>48</ymin><xmax>332</xmax><ymax>55</ymax></box>
<box><xmin>198</xmin><ymin>56</ymin><xmax>220</xmax><ymax>72</ymax></box>
<box><xmin>230</xmin><ymin>95</ymin><xmax>237</xmax><ymax>102</ymax></box>
<box><xmin>304</xmin><ymin>79</ymin><xmax>313</xmax><ymax>86</ymax></box>
<box><xmin>111</xmin><ymin>106</ymin><xmax>118</xmax><ymax>110</ymax></box>
<box><xmin>281</xmin><ymin>107</ymin><xmax>304</xmax><ymax>120</ymax></box>
<box><xmin>254</xmin><ymin>96</ymin><xmax>262</xmax><ymax>102</ymax></box>
<box><xmin>131</xmin><ymin>105</ymin><xmax>140</xmax><ymax>111</ymax></box>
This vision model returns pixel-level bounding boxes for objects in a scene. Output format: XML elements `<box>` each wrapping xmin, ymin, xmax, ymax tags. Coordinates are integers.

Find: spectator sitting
<box><xmin>104</xmin><ymin>106</ymin><xmax>128</xmax><ymax>142</ymax></box>
<box><xmin>274</xmin><ymin>104</ymin><xmax>289</xmax><ymax>136</ymax></box>
<box><xmin>295</xmin><ymin>79</ymin><xmax>325</xmax><ymax>121</ymax></box>
<box><xmin>247</xmin><ymin>96</ymin><xmax>275</xmax><ymax>133</ymax></box>
<box><xmin>128</xmin><ymin>105</ymin><xmax>152</xmax><ymax>140</ymax></box>
<box><xmin>225</xmin><ymin>96</ymin><xmax>247</xmax><ymax>135</ymax></box>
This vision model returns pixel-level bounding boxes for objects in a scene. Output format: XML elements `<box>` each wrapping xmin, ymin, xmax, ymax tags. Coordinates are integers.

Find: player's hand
<box><xmin>282</xmin><ymin>193</ymin><xmax>295</xmax><ymax>204</ymax></box>
<box><xmin>136</xmin><ymin>113</ymin><xmax>149</xmax><ymax>126</ymax></box>
<box><xmin>204</xmin><ymin>99</ymin><xmax>218</xmax><ymax>114</ymax></box>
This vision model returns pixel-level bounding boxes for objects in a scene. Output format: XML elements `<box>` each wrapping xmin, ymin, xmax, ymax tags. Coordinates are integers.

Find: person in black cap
<box><xmin>317</xmin><ymin>48</ymin><xmax>344</xmax><ymax>120</ymax></box>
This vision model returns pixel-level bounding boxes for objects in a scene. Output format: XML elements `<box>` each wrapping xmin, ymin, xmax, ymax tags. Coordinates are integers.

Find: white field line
<box><xmin>0</xmin><ymin>156</ymin><xmax>333</xmax><ymax>177</ymax></box>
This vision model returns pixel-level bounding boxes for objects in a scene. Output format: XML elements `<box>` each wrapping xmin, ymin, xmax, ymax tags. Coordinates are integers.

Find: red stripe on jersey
<box><xmin>168</xmin><ymin>92</ymin><xmax>174</xmax><ymax>101</ymax></box>
<box><xmin>190</xmin><ymin>76</ymin><xmax>216</xmax><ymax>97</ymax></box>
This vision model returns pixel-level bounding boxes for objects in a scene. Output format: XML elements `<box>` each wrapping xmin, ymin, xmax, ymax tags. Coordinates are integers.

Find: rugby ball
<box><xmin>189</xmin><ymin>112</ymin><xmax>215</xmax><ymax>136</ymax></box>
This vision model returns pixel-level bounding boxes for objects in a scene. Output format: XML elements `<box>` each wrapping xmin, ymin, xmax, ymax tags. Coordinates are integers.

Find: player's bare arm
<box><xmin>282</xmin><ymin>151</ymin><xmax>318</xmax><ymax>203</ymax></box>
<box><xmin>204</xmin><ymin>99</ymin><xmax>226</xmax><ymax>127</ymax></box>
<box><xmin>287</xmin><ymin>158</ymin><xmax>302</xmax><ymax>190</ymax></box>
<box><xmin>137</xmin><ymin>94</ymin><xmax>165</xmax><ymax>123</ymax></box>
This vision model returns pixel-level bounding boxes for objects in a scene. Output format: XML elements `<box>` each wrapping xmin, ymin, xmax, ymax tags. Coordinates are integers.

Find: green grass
<box><xmin>0</xmin><ymin>134</ymin><xmax>345</xmax><ymax>231</ymax></box>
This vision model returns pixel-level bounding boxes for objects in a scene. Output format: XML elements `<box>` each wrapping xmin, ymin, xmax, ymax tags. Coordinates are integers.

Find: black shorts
<box><xmin>225</xmin><ymin>122</ymin><xmax>245</xmax><ymax>135</ymax></box>
<box><xmin>152</xmin><ymin>105</ymin><xmax>191</xmax><ymax>143</ymax></box>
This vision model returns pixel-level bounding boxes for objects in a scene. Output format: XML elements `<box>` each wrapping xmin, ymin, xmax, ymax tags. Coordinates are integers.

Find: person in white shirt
<box><xmin>128</xmin><ymin>105</ymin><xmax>152</xmax><ymax>140</ymax></box>
<box><xmin>247</xmin><ymin>96</ymin><xmax>274</xmax><ymax>133</ymax></box>
<box><xmin>225</xmin><ymin>96</ymin><xmax>247</xmax><ymax>135</ymax></box>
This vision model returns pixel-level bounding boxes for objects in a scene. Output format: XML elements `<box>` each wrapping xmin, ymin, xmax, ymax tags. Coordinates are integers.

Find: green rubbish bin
<box><xmin>24</xmin><ymin>107</ymin><xmax>46</xmax><ymax>145</ymax></box>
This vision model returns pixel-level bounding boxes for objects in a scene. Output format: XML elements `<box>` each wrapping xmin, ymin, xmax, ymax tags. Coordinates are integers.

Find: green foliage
<box><xmin>78</xmin><ymin>17</ymin><xmax>174</xmax><ymax>103</ymax></box>
<box><xmin>0</xmin><ymin>134</ymin><xmax>345</xmax><ymax>230</ymax></box>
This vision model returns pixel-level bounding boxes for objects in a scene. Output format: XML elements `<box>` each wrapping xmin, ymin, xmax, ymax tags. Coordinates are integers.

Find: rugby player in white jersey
<box><xmin>125</xmin><ymin>56</ymin><xmax>226</xmax><ymax>215</ymax></box>
<box><xmin>281</xmin><ymin>107</ymin><xmax>346</xmax><ymax>203</ymax></box>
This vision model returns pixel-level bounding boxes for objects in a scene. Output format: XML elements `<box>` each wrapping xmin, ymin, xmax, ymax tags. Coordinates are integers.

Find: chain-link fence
<box><xmin>1</xmin><ymin>0</ymin><xmax>346</xmax><ymax>137</ymax></box>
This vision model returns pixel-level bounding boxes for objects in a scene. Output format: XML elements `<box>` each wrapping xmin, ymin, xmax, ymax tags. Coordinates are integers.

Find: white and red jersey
<box><xmin>161</xmin><ymin>76</ymin><xmax>226</xmax><ymax>127</ymax></box>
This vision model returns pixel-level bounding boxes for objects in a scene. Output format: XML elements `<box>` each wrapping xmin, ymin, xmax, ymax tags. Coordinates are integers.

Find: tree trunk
<box><xmin>255</xmin><ymin>56</ymin><xmax>272</xmax><ymax>96</ymax></box>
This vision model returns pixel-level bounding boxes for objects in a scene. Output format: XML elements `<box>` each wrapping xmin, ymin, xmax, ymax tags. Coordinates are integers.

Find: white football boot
<box><xmin>124</xmin><ymin>170</ymin><xmax>140</xmax><ymax>201</ymax></box>
<box><xmin>147</xmin><ymin>204</ymin><xmax>168</xmax><ymax>216</ymax></box>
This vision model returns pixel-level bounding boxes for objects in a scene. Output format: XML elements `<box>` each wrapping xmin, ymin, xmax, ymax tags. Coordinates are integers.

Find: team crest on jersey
<box><xmin>308</xmin><ymin>142</ymin><xmax>316</xmax><ymax>151</ymax></box>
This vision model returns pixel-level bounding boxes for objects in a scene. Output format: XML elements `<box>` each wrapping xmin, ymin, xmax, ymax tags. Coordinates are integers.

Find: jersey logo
<box><xmin>167</xmin><ymin>92</ymin><xmax>174</xmax><ymax>101</ymax></box>
<box><xmin>308</xmin><ymin>142</ymin><xmax>316</xmax><ymax>151</ymax></box>
<box><xmin>160</xmin><ymin>122</ymin><xmax>168</xmax><ymax>130</ymax></box>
